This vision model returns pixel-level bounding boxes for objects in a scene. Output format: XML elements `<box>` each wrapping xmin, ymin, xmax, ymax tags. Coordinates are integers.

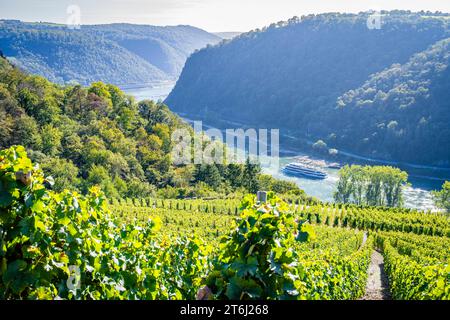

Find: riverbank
<box><xmin>123</xmin><ymin>90</ymin><xmax>445</xmax><ymax>212</ymax></box>
<box><xmin>177</xmin><ymin>111</ymin><xmax>449</xmax><ymax>187</ymax></box>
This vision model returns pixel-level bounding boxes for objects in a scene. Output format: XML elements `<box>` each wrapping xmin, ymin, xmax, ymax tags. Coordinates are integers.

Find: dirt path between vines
<box><xmin>361</xmin><ymin>251</ymin><xmax>391</xmax><ymax>300</ymax></box>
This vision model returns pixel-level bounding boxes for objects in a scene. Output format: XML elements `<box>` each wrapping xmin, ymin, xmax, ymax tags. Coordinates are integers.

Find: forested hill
<box><xmin>165</xmin><ymin>11</ymin><xmax>450</xmax><ymax>166</ymax></box>
<box><xmin>0</xmin><ymin>20</ymin><xmax>221</xmax><ymax>86</ymax></box>
<box><xmin>328</xmin><ymin>38</ymin><xmax>450</xmax><ymax>166</ymax></box>
<box><xmin>0</xmin><ymin>56</ymin><xmax>186</xmax><ymax>199</ymax></box>
<box><xmin>0</xmin><ymin>57</ymin><xmax>307</xmax><ymax>201</ymax></box>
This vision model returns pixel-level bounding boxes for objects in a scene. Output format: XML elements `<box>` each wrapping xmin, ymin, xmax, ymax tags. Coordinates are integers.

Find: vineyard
<box><xmin>375</xmin><ymin>231</ymin><xmax>450</xmax><ymax>299</ymax></box>
<box><xmin>112</xmin><ymin>198</ymin><xmax>450</xmax><ymax>238</ymax></box>
<box><xmin>1</xmin><ymin>146</ymin><xmax>449</xmax><ymax>300</ymax></box>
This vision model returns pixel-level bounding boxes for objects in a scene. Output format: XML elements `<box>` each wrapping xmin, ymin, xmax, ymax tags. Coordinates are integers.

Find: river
<box><xmin>122</xmin><ymin>85</ymin><xmax>444</xmax><ymax>212</ymax></box>
<box><xmin>121</xmin><ymin>81</ymin><xmax>176</xmax><ymax>102</ymax></box>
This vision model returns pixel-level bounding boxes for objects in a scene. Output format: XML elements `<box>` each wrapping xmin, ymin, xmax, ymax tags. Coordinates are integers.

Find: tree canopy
<box><xmin>334</xmin><ymin>165</ymin><xmax>408</xmax><ymax>208</ymax></box>
<box><xmin>0</xmin><ymin>57</ymin><xmax>305</xmax><ymax>200</ymax></box>
<box><xmin>0</xmin><ymin>20</ymin><xmax>220</xmax><ymax>86</ymax></box>
<box><xmin>165</xmin><ymin>11</ymin><xmax>450</xmax><ymax>166</ymax></box>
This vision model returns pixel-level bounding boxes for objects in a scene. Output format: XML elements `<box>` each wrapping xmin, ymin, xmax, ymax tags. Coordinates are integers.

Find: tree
<box><xmin>258</xmin><ymin>174</ymin><xmax>303</xmax><ymax>195</ymax></box>
<box><xmin>334</xmin><ymin>166</ymin><xmax>353</xmax><ymax>203</ymax></box>
<box><xmin>13</xmin><ymin>115</ymin><xmax>42</xmax><ymax>150</ymax></box>
<box><xmin>334</xmin><ymin>165</ymin><xmax>408</xmax><ymax>207</ymax></box>
<box><xmin>194</xmin><ymin>164</ymin><xmax>222</xmax><ymax>190</ymax></box>
<box><xmin>126</xmin><ymin>177</ymin><xmax>156</xmax><ymax>198</ymax></box>
<box><xmin>382</xmin><ymin>167</ymin><xmax>408</xmax><ymax>207</ymax></box>
<box><xmin>312</xmin><ymin>140</ymin><xmax>328</xmax><ymax>153</ymax></box>
<box><xmin>242</xmin><ymin>158</ymin><xmax>261</xmax><ymax>193</ymax></box>
<box><xmin>0</xmin><ymin>55</ymin><xmax>307</xmax><ymax>199</ymax></box>
<box><xmin>88</xmin><ymin>82</ymin><xmax>112</xmax><ymax>103</ymax></box>
<box><xmin>365</xmin><ymin>166</ymin><xmax>384</xmax><ymax>206</ymax></box>
<box><xmin>85</xmin><ymin>165</ymin><xmax>119</xmax><ymax>198</ymax></box>
<box><xmin>40</xmin><ymin>124</ymin><xmax>62</xmax><ymax>156</ymax></box>
<box><xmin>152</xmin><ymin>123</ymin><xmax>171</xmax><ymax>153</ymax></box>
<box><xmin>226</xmin><ymin>163</ymin><xmax>243</xmax><ymax>188</ymax></box>
<box><xmin>432</xmin><ymin>181</ymin><xmax>450</xmax><ymax>213</ymax></box>
<box><xmin>350</xmin><ymin>166</ymin><xmax>366</xmax><ymax>205</ymax></box>
<box><xmin>41</xmin><ymin>157</ymin><xmax>80</xmax><ymax>192</ymax></box>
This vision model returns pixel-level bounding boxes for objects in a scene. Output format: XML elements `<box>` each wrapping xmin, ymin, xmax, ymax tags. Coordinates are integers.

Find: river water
<box><xmin>121</xmin><ymin>82</ymin><xmax>176</xmax><ymax>102</ymax></box>
<box><xmin>264</xmin><ymin>156</ymin><xmax>440</xmax><ymax>212</ymax></box>
<box><xmin>123</xmin><ymin>85</ymin><xmax>444</xmax><ymax>212</ymax></box>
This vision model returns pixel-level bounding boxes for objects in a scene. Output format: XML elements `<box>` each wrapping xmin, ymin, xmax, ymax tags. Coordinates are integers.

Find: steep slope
<box><xmin>165</xmin><ymin>11</ymin><xmax>450</xmax><ymax>164</ymax></box>
<box><xmin>0</xmin><ymin>20</ymin><xmax>221</xmax><ymax>86</ymax></box>
<box><xmin>82</xmin><ymin>23</ymin><xmax>221</xmax><ymax>78</ymax></box>
<box><xmin>0</xmin><ymin>27</ymin><xmax>167</xmax><ymax>86</ymax></box>
<box><xmin>0</xmin><ymin>56</ymin><xmax>185</xmax><ymax>198</ymax></box>
<box><xmin>326</xmin><ymin>38</ymin><xmax>450</xmax><ymax>166</ymax></box>
<box><xmin>0</xmin><ymin>57</ymin><xmax>304</xmax><ymax>200</ymax></box>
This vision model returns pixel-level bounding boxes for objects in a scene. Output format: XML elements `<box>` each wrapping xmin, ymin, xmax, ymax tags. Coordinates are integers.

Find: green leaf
<box><xmin>31</xmin><ymin>200</ymin><xmax>45</xmax><ymax>213</ymax></box>
<box><xmin>4</xmin><ymin>259</ymin><xmax>28</xmax><ymax>282</ymax></box>
<box><xmin>226</xmin><ymin>276</ymin><xmax>263</xmax><ymax>299</ymax></box>
<box><xmin>0</xmin><ymin>192</ymin><xmax>13</xmax><ymax>208</ymax></box>
<box><xmin>33</xmin><ymin>216</ymin><xmax>46</xmax><ymax>232</ymax></box>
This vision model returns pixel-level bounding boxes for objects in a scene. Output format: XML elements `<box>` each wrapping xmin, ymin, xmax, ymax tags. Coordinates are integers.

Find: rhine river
<box><xmin>123</xmin><ymin>84</ymin><xmax>443</xmax><ymax>212</ymax></box>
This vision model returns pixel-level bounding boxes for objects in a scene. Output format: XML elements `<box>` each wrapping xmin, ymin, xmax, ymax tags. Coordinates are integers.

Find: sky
<box><xmin>1</xmin><ymin>0</ymin><xmax>450</xmax><ymax>32</ymax></box>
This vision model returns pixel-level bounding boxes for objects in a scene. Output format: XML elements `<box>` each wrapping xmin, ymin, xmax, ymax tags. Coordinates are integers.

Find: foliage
<box><xmin>166</xmin><ymin>11</ymin><xmax>450</xmax><ymax>165</ymax></box>
<box><xmin>115</xmin><ymin>194</ymin><xmax>449</xmax><ymax>300</ymax></box>
<box><xmin>39</xmin><ymin>157</ymin><xmax>80</xmax><ymax>193</ymax></box>
<box><xmin>334</xmin><ymin>165</ymin><xmax>408</xmax><ymax>207</ymax></box>
<box><xmin>312</xmin><ymin>140</ymin><xmax>327</xmax><ymax>153</ymax></box>
<box><xmin>0</xmin><ymin>20</ymin><xmax>220</xmax><ymax>86</ymax></box>
<box><xmin>330</xmin><ymin>38</ymin><xmax>450</xmax><ymax>165</ymax></box>
<box><xmin>1</xmin><ymin>146</ymin><xmax>449</xmax><ymax>300</ymax></box>
<box><xmin>258</xmin><ymin>174</ymin><xmax>306</xmax><ymax>196</ymax></box>
<box><xmin>294</xmin><ymin>202</ymin><xmax>450</xmax><ymax>237</ymax></box>
<box><xmin>432</xmin><ymin>181</ymin><xmax>450</xmax><ymax>213</ymax></box>
<box><xmin>0</xmin><ymin>146</ymin><xmax>210</xmax><ymax>299</ymax></box>
<box><xmin>204</xmin><ymin>193</ymin><xmax>305</xmax><ymax>299</ymax></box>
<box><xmin>203</xmin><ymin>193</ymin><xmax>371</xmax><ymax>300</ymax></box>
<box><xmin>0</xmin><ymin>57</ymin><xmax>186</xmax><ymax>196</ymax></box>
<box><xmin>0</xmin><ymin>58</ymin><xmax>301</xmax><ymax>199</ymax></box>
<box><xmin>375</xmin><ymin>231</ymin><xmax>450</xmax><ymax>299</ymax></box>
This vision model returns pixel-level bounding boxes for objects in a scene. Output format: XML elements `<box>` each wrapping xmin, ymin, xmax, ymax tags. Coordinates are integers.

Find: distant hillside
<box><xmin>0</xmin><ymin>20</ymin><xmax>221</xmax><ymax>86</ymax></box>
<box><xmin>165</xmin><ymin>11</ymin><xmax>450</xmax><ymax>166</ymax></box>
<box><xmin>327</xmin><ymin>38</ymin><xmax>450</xmax><ymax>166</ymax></box>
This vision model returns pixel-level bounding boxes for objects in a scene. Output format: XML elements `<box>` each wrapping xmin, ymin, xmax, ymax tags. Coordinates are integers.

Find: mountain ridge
<box><xmin>165</xmin><ymin>11</ymin><xmax>450</xmax><ymax>166</ymax></box>
<box><xmin>0</xmin><ymin>19</ymin><xmax>221</xmax><ymax>87</ymax></box>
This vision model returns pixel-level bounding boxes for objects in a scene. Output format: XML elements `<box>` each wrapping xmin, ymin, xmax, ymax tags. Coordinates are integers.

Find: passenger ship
<box><xmin>282</xmin><ymin>162</ymin><xmax>328</xmax><ymax>180</ymax></box>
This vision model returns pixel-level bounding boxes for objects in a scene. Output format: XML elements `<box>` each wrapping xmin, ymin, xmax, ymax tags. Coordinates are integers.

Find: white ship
<box><xmin>282</xmin><ymin>162</ymin><xmax>328</xmax><ymax>180</ymax></box>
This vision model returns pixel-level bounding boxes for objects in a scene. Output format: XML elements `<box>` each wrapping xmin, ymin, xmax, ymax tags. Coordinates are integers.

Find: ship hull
<box><xmin>282</xmin><ymin>168</ymin><xmax>327</xmax><ymax>180</ymax></box>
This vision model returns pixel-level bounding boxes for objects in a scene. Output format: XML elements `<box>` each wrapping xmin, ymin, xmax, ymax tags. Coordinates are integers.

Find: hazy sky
<box><xmin>1</xmin><ymin>0</ymin><xmax>450</xmax><ymax>32</ymax></box>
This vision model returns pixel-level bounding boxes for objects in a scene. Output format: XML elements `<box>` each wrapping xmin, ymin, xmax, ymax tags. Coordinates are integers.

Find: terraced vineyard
<box><xmin>375</xmin><ymin>231</ymin><xmax>450</xmax><ymax>299</ymax></box>
<box><xmin>112</xmin><ymin>198</ymin><xmax>450</xmax><ymax>237</ymax></box>
<box><xmin>110</xmin><ymin>197</ymin><xmax>449</xmax><ymax>300</ymax></box>
<box><xmin>1</xmin><ymin>146</ymin><xmax>449</xmax><ymax>300</ymax></box>
<box><xmin>293</xmin><ymin>204</ymin><xmax>450</xmax><ymax>237</ymax></box>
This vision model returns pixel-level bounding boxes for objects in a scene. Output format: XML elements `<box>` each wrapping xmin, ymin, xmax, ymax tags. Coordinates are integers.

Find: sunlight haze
<box><xmin>1</xmin><ymin>0</ymin><xmax>450</xmax><ymax>32</ymax></box>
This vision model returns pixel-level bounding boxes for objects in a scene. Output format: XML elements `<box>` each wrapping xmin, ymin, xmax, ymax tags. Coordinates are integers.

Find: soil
<box><xmin>361</xmin><ymin>250</ymin><xmax>392</xmax><ymax>300</ymax></box>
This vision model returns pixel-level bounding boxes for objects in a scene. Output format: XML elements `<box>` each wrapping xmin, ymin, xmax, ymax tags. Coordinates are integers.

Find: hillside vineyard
<box><xmin>1</xmin><ymin>9</ymin><xmax>450</xmax><ymax>302</ymax></box>
<box><xmin>1</xmin><ymin>148</ymin><xmax>448</xmax><ymax>299</ymax></box>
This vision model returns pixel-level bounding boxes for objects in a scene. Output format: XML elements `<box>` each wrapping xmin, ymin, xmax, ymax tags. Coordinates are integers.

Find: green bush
<box><xmin>0</xmin><ymin>146</ymin><xmax>210</xmax><ymax>299</ymax></box>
